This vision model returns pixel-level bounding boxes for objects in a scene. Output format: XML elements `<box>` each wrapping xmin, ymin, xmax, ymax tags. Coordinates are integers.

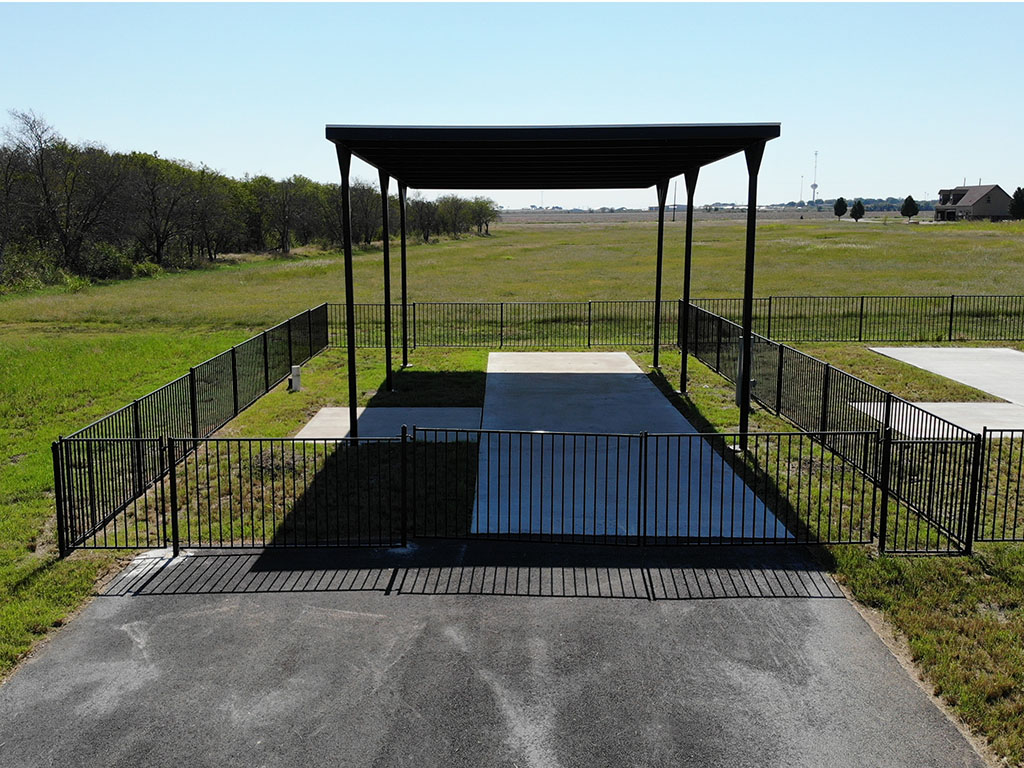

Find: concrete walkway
<box><xmin>0</xmin><ymin>544</ymin><xmax>988</xmax><ymax>768</ymax></box>
<box><xmin>472</xmin><ymin>353</ymin><xmax>785</xmax><ymax>539</ymax></box>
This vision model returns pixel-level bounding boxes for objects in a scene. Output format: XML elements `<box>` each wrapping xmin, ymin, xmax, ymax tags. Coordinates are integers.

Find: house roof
<box><xmin>324</xmin><ymin>123</ymin><xmax>781</xmax><ymax>190</ymax></box>
<box><xmin>953</xmin><ymin>184</ymin><xmax>1004</xmax><ymax>207</ymax></box>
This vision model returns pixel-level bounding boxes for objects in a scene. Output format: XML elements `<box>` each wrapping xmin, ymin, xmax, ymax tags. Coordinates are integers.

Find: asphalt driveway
<box><xmin>0</xmin><ymin>543</ymin><xmax>986</xmax><ymax>768</ymax></box>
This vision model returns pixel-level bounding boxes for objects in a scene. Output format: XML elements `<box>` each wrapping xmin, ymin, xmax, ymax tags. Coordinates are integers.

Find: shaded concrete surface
<box><xmin>474</xmin><ymin>353</ymin><xmax>783</xmax><ymax>538</ymax></box>
<box><xmin>0</xmin><ymin>544</ymin><xmax>986</xmax><ymax>768</ymax></box>
<box><xmin>296</xmin><ymin>406</ymin><xmax>482</xmax><ymax>438</ymax></box>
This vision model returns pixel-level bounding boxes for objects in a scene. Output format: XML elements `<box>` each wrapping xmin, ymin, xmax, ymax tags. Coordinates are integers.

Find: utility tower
<box><xmin>810</xmin><ymin>151</ymin><xmax>819</xmax><ymax>205</ymax></box>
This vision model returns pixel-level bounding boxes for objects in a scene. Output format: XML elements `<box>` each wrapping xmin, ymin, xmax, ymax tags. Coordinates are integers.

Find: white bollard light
<box><xmin>288</xmin><ymin>365</ymin><xmax>302</xmax><ymax>392</ymax></box>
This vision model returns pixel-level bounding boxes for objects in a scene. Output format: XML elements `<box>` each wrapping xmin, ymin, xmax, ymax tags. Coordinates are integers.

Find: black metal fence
<box><xmin>693</xmin><ymin>294</ymin><xmax>1024</xmax><ymax>342</ymax></box>
<box><xmin>979</xmin><ymin>429</ymin><xmax>1024</xmax><ymax>542</ymax></box>
<box><xmin>52</xmin><ymin>305</ymin><xmax>330</xmax><ymax>554</ymax></box>
<box><xmin>55</xmin><ymin>427</ymin><xmax>891</xmax><ymax>553</ymax></box>
<box><xmin>329</xmin><ymin>300</ymin><xmax>680</xmax><ymax>349</ymax></box>
<box><xmin>327</xmin><ymin>295</ymin><xmax>1024</xmax><ymax>349</ymax></box>
<box><xmin>687</xmin><ymin>304</ymin><xmax>983</xmax><ymax>554</ymax></box>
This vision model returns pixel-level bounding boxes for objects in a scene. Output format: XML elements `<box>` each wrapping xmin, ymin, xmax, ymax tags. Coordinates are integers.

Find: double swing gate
<box><xmin>55</xmin><ymin>426</ymin><xmax>892</xmax><ymax>554</ymax></box>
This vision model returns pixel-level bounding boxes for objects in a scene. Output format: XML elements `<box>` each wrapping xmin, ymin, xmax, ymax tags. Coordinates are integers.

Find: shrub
<box><xmin>131</xmin><ymin>260</ymin><xmax>163</xmax><ymax>279</ymax></box>
<box><xmin>80</xmin><ymin>242</ymin><xmax>132</xmax><ymax>280</ymax></box>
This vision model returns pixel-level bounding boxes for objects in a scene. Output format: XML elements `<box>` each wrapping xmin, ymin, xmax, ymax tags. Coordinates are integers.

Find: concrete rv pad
<box><xmin>868</xmin><ymin>347</ymin><xmax>1024</xmax><ymax>431</ymax></box>
<box><xmin>297</xmin><ymin>407</ymin><xmax>482</xmax><ymax>438</ymax></box>
<box><xmin>476</xmin><ymin>352</ymin><xmax>783</xmax><ymax>539</ymax></box>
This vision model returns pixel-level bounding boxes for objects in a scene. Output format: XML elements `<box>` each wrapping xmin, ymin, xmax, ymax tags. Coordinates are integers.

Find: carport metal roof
<box><xmin>325</xmin><ymin>123</ymin><xmax>781</xmax><ymax>190</ymax></box>
<box><xmin>326</xmin><ymin>122</ymin><xmax>780</xmax><ymax>443</ymax></box>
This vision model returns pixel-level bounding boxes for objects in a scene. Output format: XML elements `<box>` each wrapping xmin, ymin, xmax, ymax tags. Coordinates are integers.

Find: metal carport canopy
<box><xmin>324</xmin><ymin>123</ymin><xmax>781</xmax><ymax>189</ymax></box>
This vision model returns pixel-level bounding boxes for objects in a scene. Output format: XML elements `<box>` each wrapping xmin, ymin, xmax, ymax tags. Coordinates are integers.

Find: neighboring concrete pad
<box><xmin>870</xmin><ymin>346</ymin><xmax>1024</xmax><ymax>403</ymax></box>
<box><xmin>296</xmin><ymin>407</ymin><xmax>481</xmax><ymax>438</ymax></box>
<box><xmin>0</xmin><ymin>545</ymin><xmax>987</xmax><ymax>768</ymax></box>
<box><xmin>476</xmin><ymin>352</ymin><xmax>785</xmax><ymax>539</ymax></box>
<box><xmin>855</xmin><ymin>401</ymin><xmax>1024</xmax><ymax>436</ymax></box>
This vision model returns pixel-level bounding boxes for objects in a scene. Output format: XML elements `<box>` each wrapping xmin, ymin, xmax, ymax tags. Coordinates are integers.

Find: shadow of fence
<box><xmin>101</xmin><ymin>541</ymin><xmax>844</xmax><ymax>601</ymax></box>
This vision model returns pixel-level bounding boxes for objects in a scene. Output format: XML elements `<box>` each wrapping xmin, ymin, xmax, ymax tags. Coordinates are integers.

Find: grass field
<box><xmin>2</xmin><ymin>218</ymin><xmax>1024</xmax><ymax>764</ymax></box>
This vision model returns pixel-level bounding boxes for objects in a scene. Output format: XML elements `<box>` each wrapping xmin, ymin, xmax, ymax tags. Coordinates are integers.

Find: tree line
<box><xmin>0</xmin><ymin>111</ymin><xmax>499</xmax><ymax>291</ymax></box>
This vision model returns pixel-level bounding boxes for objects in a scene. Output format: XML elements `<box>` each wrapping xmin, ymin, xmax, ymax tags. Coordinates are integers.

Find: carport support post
<box><xmin>652</xmin><ymin>179</ymin><xmax>669</xmax><ymax>369</ymax></box>
<box><xmin>680</xmin><ymin>168</ymin><xmax>699</xmax><ymax>392</ymax></box>
<box><xmin>399</xmin><ymin>183</ymin><xmax>409</xmax><ymax>368</ymax></box>
<box><xmin>380</xmin><ymin>170</ymin><xmax>394</xmax><ymax>392</ymax></box>
<box><xmin>336</xmin><ymin>146</ymin><xmax>359</xmax><ymax>438</ymax></box>
<box><xmin>738</xmin><ymin>143</ymin><xmax>765</xmax><ymax>450</ymax></box>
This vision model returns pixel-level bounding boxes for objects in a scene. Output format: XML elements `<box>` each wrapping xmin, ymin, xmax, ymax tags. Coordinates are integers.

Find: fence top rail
<box><xmin>414</xmin><ymin>426</ymin><xmax>641</xmax><ymax>438</ymax></box>
<box><xmin>170</xmin><ymin>435</ymin><xmax>403</xmax><ymax>445</ymax></box>
<box><xmin>63</xmin><ymin>402</ymin><xmax>134</xmax><ymax>440</ymax></box>
<box><xmin>983</xmin><ymin>428</ymin><xmax>1024</xmax><ymax>437</ymax></box>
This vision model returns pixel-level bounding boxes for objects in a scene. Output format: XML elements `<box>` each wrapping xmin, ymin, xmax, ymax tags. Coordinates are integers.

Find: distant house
<box><xmin>934</xmin><ymin>184</ymin><xmax>1012</xmax><ymax>221</ymax></box>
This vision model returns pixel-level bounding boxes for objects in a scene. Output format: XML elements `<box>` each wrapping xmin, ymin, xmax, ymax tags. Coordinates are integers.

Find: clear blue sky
<box><xmin>1</xmin><ymin>3</ymin><xmax>1021</xmax><ymax>209</ymax></box>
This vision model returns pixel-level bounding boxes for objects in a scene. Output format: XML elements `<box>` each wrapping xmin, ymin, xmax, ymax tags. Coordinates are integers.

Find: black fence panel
<box><xmin>687</xmin><ymin>303</ymin><xmax>978</xmax><ymax>553</ymax></box>
<box><xmin>171</xmin><ymin>437</ymin><xmax>403</xmax><ymax>549</ymax></box>
<box><xmin>56</xmin><ymin>306</ymin><xmax>331</xmax><ymax>553</ymax></box>
<box><xmin>978</xmin><ymin>429</ymin><xmax>1024</xmax><ymax>542</ymax></box>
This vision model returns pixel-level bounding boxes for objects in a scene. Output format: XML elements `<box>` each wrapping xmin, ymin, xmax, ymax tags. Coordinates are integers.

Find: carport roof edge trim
<box><xmin>324</xmin><ymin>123</ymin><xmax>781</xmax><ymax>190</ymax></box>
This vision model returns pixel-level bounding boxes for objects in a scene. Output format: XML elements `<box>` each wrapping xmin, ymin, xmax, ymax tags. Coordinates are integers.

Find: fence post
<box><xmin>639</xmin><ymin>431</ymin><xmax>648</xmax><ymax>547</ymax></box>
<box><xmin>820</xmin><ymin>363</ymin><xmax>832</xmax><ymax>432</ymax></box>
<box><xmin>877</xmin><ymin>426</ymin><xmax>893</xmax><ymax>554</ymax></box>
<box><xmin>157</xmin><ymin>435</ymin><xmax>168</xmax><ymax>547</ymax></box>
<box><xmin>715</xmin><ymin>317</ymin><xmax>723</xmax><ymax>373</ymax></box>
<box><xmin>230</xmin><ymin>347</ymin><xmax>239</xmax><ymax>416</ymax></box>
<box><xmin>400</xmin><ymin>425</ymin><xmax>409</xmax><ymax>547</ymax></box>
<box><xmin>948</xmin><ymin>294</ymin><xmax>956</xmax><ymax>341</ymax></box>
<box><xmin>189</xmin><ymin>366</ymin><xmax>200</xmax><ymax>450</ymax></box>
<box><xmin>858</xmin><ymin>296</ymin><xmax>865</xmax><ymax>342</ymax></box>
<box><xmin>131</xmin><ymin>399</ymin><xmax>144</xmax><ymax>496</ymax></box>
<box><xmin>775</xmin><ymin>343</ymin><xmax>785</xmax><ymax>416</ymax></box>
<box><xmin>307</xmin><ymin>308</ymin><xmax>314</xmax><ymax>360</ymax></box>
<box><xmin>167</xmin><ymin>437</ymin><xmax>180</xmax><ymax>557</ymax></box>
<box><xmin>963</xmin><ymin>431</ymin><xmax>984</xmax><ymax>554</ymax></box>
<box><xmin>766</xmin><ymin>296</ymin><xmax>773</xmax><ymax>339</ymax></box>
<box><xmin>52</xmin><ymin>440</ymin><xmax>69</xmax><ymax>557</ymax></box>
<box><xmin>287</xmin><ymin>319</ymin><xmax>294</xmax><ymax>368</ymax></box>
<box><xmin>499</xmin><ymin>302</ymin><xmax>504</xmax><ymax>348</ymax></box>
<box><xmin>262</xmin><ymin>331</ymin><xmax>270</xmax><ymax>392</ymax></box>
<box><xmin>587</xmin><ymin>300</ymin><xmax>593</xmax><ymax>348</ymax></box>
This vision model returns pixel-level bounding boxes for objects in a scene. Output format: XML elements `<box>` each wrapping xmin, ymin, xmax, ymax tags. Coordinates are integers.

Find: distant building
<box><xmin>934</xmin><ymin>184</ymin><xmax>1012</xmax><ymax>221</ymax></box>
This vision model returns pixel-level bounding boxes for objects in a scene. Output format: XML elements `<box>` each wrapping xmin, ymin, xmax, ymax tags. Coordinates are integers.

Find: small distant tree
<box><xmin>901</xmin><ymin>195</ymin><xmax>919</xmax><ymax>222</ymax></box>
<box><xmin>1010</xmin><ymin>187</ymin><xmax>1024</xmax><ymax>220</ymax></box>
<box><xmin>833</xmin><ymin>197</ymin><xmax>848</xmax><ymax>221</ymax></box>
<box><xmin>850</xmin><ymin>199</ymin><xmax>865</xmax><ymax>222</ymax></box>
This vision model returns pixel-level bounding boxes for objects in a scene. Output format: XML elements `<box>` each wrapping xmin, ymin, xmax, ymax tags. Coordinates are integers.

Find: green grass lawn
<box><xmin>2</xmin><ymin>218</ymin><xmax>1024</xmax><ymax>764</ymax></box>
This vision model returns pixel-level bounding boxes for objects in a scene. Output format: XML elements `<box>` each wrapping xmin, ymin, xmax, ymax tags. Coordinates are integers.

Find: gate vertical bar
<box><xmin>400</xmin><ymin>424</ymin><xmax>409</xmax><ymax>547</ymax></box>
<box><xmin>963</xmin><ymin>432</ymin><xmax>983</xmax><ymax>554</ymax></box>
<box><xmin>858</xmin><ymin>296</ymin><xmax>865</xmax><ymax>342</ymax></box>
<box><xmin>587</xmin><ymin>300</ymin><xmax>592</xmax><ymax>347</ymax></box>
<box><xmin>877</xmin><ymin>426</ymin><xmax>893</xmax><ymax>553</ymax></box>
<box><xmin>640</xmin><ymin>432</ymin><xmax>649</xmax><ymax>547</ymax></box>
<box><xmin>168</xmin><ymin>437</ymin><xmax>180</xmax><ymax>557</ymax></box>
<box><xmin>52</xmin><ymin>440</ymin><xmax>69</xmax><ymax>557</ymax></box>
<box><xmin>131</xmin><ymin>399</ymin><xmax>144</xmax><ymax>495</ymax></box>
<box><xmin>819</xmin><ymin>364</ymin><xmax>831</xmax><ymax>432</ymax></box>
<box><xmin>948</xmin><ymin>294</ymin><xmax>956</xmax><ymax>341</ymax></box>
